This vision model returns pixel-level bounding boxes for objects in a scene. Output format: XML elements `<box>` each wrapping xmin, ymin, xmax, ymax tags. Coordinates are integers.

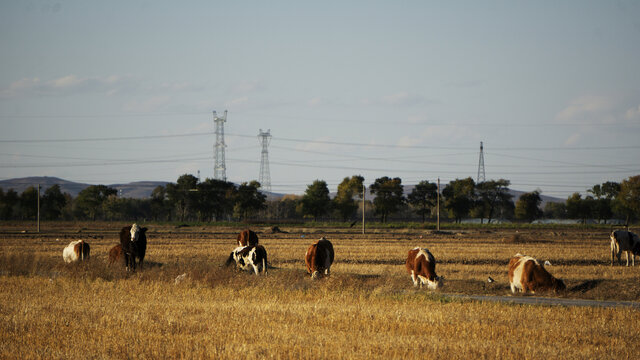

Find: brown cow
<box><xmin>108</xmin><ymin>244</ymin><xmax>124</xmax><ymax>265</ymax></box>
<box><xmin>405</xmin><ymin>247</ymin><xmax>443</xmax><ymax>290</ymax></box>
<box><xmin>508</xmin><ymin>253</ymin><xmax>565</xmax><ymax>294</ymax></box>
<box><xmin>305</xmin><ymin>237</ymin><xmax>334</xmax><ymax>279</ymax></box>
<box><xmin>237</xmin><ymin>229</ymin><xmax>259</xmax><ymax>247</ymax></box>
<box><xmin>62</xmin><ymin>240</ymin><xmax>90</xmax><ymax>263</ymax></box>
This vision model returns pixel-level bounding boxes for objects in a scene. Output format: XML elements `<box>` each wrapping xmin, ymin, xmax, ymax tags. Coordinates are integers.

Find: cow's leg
<box><xmin>410</xmin><ymin>271</ymin><xmax>418</xmax><ymax>287</ymax></box>
<box><xmin>510</xmin><ymin>282</ymin><xmax>516</xmax><ymax>294</ymax></box>
<box><xmin>625</xmin><ymin>252</ymin><xmax>630</xmax><ymax>267</ymax></box>
<box><xmin>251</xmin><ymin>263</ymin><xmax>259</xmax><ymax>275</ymax></box>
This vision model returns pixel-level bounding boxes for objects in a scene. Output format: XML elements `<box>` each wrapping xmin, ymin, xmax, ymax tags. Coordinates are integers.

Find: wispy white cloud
<box><xmin>555</xmin><ymin>95</ymin><xmax>614</xmax><ymax>123</ymax></box>
<box><xmin>625</xmin><ymin>104</ymin><xmax>640</xmax><ymax>121</ymax></box>
<box><xmin>0</xmin><ymin>75</ymin><xmax>202</xmax><ymax>99</ymax></box>
<box><xmin>564</xmin><ymin>133</ymin><xmax>581</xmax><ymax>146</ymax></box>
<box><xmin>231</xmin><ymin>80</ymin><xmax>265</xmax><ymax>94</ymax></box>
<box><xmin>122</xmin><ymin>96</ymin><xmax>172</xmax><ymax>113</ymax></box>
<box><xmin>362</xmin><ymin>92</ymin><xmax>437</xmax><ymax>107</ymax></box>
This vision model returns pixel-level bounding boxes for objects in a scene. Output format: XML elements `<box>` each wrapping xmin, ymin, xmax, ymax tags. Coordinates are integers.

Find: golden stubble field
<box><xmin>1</xmin><ymin>221</ymin><xmax>639</xmax><ymax>359</ymax></box>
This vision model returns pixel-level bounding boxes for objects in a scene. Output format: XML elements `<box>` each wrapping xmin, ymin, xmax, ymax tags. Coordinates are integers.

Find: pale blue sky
<box><xmin>1</xmin><ymin>0</ymin><xmax>639</xmax><ymax>197</ymax></box>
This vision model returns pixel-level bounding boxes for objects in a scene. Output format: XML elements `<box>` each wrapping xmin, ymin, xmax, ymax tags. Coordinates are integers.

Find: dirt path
<box><xmin>446</xmin><ymin>293</ymin><xmax>640</xmax><ymax>309</ymax></box>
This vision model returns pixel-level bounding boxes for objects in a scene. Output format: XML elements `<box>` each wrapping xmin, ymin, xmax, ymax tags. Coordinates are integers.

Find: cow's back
<box><xmin>237</xmin><ymin>229</ymin><xmax>259</xmax><ymax>247</ymax></box>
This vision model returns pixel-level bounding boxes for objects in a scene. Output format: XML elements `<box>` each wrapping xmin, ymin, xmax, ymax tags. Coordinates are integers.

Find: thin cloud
<box><xmin>555</xmin><ymin>95</ymin><xmax>614</xmax><ymax>123</ymax></box>
<box><xmin>362</xmin><ymin>92</ymin><xmax>438</xmax><ymax>107</ymax></box>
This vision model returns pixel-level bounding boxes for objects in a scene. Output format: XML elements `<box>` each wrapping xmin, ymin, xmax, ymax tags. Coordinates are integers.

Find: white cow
<box><xmin>610</xmin><ymin>230</ymin><xmax>640</xmax><ymax>266</ymax></box>
<box><xmin>63</xmin><ymin>240</ymin><xmax>90</xmax><ymax>263</ymax></box>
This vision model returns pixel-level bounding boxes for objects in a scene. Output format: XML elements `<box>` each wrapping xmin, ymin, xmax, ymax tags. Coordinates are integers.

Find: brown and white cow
<box><xmin>305</xmin><ymin>237</ymin><xmax>334</xmax><ymax>279</ymax></box>
<box><xmin>63</xmin><ymin>240</ymin><xmax>90</xmax><ymax>263</ymax></box>
<box><xmin>237</xmin><ymin>229</ymin><xmax>259</xmax><ymax>247</ymax></box>
<box><xmin>508</xmin><ymin>253</ymin><xmax>565</xmax><ymax>294</ymax></box>
<box><xmin>108</xmin><ymin>244</ymin><xmax>124</xmax><ymax>266</ymax></box>
<box><xmin>225</xmin><ymin>245</ymin><xmax>268</xmax><ymax>275</ymax></box>
<box><xmin>405</xmin><ymin>247</ymin><xmax>443</xmax><ymax>290</ymax></box>
<box><xmin>610</xmin><ymin>230</ymin><xmax>640</xmax><ymax>266</ymax></box>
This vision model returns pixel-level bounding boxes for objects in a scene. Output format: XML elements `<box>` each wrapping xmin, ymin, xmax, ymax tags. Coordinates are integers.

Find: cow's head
<box><xmin>130</xmin><ymin>224</ymin><xmax>141</xmax><ymax>242</ymax></box>
<box><xmin>427</xmin><ymin>275</ymin><xmax>444</xmax><ymax>290</ymax></box>
<box><xmin>552</xmin><ymin>277</ymin><xmax>566</xmax><ymax>293</ymax></box>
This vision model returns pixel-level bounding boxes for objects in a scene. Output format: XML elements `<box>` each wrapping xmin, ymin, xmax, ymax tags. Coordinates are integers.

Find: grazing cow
<box><xmin>305</xmin><ymin>237</ymin><xmax>334</xmax><ymax>279</ymax></box>
<box><xmin>225</xmin><ymin>245</ymin><xmax>268</xmax><ymax>275</ymax></box>
<box><xmin>237</xmin><ymin>229</ymin><xmax>259</xmax><ymax>247</ymax></box>
<box><xmin>610</xmin><ymin>230</ymin><xmax>640</xmax><ymax>266</ymax></box>
<box><xmin>63</xmin><ymin>240</ymin><xmax>90</xmax><ymax>263</ymax></box>
<box><xmin>119</xmin><ymin>223</ymin><xmax>148</xmax><ymax>271</ymax></box>
<box><xmin>108</xmin><ymin>244</ymin><xmax>124</xmax><ymax>266</ymax></box>
<box><xmin>508</xmin><ymin>253</ymin><xmax>565</xmax><ymax>294</ymax></box>
<box><xmin>405</xmin><ymin>247</ymin><xmax>443</xmax><ymax>290</ymax></box>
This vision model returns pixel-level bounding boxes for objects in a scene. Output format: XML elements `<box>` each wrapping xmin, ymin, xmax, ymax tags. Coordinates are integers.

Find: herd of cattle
<box><xmin>62</xmin><ymin>226</ymin><xmax>640</xmax><ymax>294</ymax></box>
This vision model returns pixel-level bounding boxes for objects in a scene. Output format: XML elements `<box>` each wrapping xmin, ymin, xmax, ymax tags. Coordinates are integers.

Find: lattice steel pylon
<box><xmin>477</xmin><ymin>141</ymin><xmax>486</xmax><ymax>183</ymax></box>
<box><xmin>258</xmin><ymin>129</ymin><xmax>272</xmax><ymax>192</ymax></box>
<box><xmin>213</xmin><ymin>110</ymin><xmax>228</xmax><ymax>181</ymax></box>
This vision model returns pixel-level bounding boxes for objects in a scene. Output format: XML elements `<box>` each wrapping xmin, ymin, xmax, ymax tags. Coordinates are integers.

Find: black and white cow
<box><xmin>610</xmin><ymin>230</ymin><xmax>640</xmax><ymax>266</ymax></box>
<box><xmin>225</xmin><ymin>245</ymin><xmax>268</xmax><ymax>275</ymax></box>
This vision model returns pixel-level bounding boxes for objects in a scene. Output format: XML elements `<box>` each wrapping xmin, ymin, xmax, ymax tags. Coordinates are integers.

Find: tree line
<box><xmin>1</xmin><ymin>174</ymin><xmax>639</xmax><ymax>224</ymax></box>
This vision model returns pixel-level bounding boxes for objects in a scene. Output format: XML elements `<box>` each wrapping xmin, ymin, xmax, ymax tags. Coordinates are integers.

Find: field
<box><xmin>1</xmin><ymin>221</ymin><xmax>640</xmax><ymax>359</ymax></box>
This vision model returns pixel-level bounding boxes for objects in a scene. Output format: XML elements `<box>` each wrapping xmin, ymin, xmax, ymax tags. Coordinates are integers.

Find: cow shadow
<box><xmin>569</xmin><ymin>279</ymin><xmax>602</xmax><ymax>293</ymax></box>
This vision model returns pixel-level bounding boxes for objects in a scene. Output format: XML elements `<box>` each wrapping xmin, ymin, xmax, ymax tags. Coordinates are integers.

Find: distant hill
<box><xmin>1</xmin><ymin>177</ymin><xmax>564</xmax><ymax>204</ymax></box>
<box><xmin>0</xmin><ymin>177</ymin><xmax>169</xmax><ymax>199</ymax></box>
<box><xmin>0</xmin><ymin>176</ymin><xmax>286</xmax><ymax>200</ymax></box>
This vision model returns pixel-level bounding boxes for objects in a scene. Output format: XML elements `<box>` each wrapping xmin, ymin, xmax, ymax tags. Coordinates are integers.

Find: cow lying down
<box><xmin>225</xmin><ymin>245</ymin><xmax>268</xmax><ymax>275</ymax></box>
<box><xmin>508</xmin><ymin>253</ymin><xmax>565</xmax><ymax>294</ymax></box>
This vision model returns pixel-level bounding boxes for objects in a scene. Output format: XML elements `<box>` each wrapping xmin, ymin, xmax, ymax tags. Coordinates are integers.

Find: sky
<box><xmin>1</xmin><ymin>0</ymin><xmax>639</xmax><ymax>198</ymax></box>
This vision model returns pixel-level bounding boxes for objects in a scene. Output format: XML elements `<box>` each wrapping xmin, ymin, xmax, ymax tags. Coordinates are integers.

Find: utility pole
<box><xmin>37</xmin><ymin>184</ymin><xmax>40</xmax><ymax>233</ymax></box>
<box><xmin>258</xmin><ymin>129</ymin><xmax>272</xmax><ymax>192</ymax></box>
<box><xmin>213</xmin><ymin>110</ymin><xmax>228</xmax><ymax>181</ymax></box>
<box><xmin>362</xmin><ymin>185</ymin><xmax>366</xmax><ymax>235</ymax></box>
<box><xmin>437</xmin><ymin>178</ymin><xmax>440</xmax><ymax>232</ymax></box>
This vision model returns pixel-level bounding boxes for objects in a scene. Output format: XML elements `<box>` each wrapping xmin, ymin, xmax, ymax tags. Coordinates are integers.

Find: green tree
<box><xmin>301</xmin><ymin>180</ymin><xmax>332</xmax><ymax>221</ymax></box>
<box><xmin>0</xmin><ymin>188</ymin><xmax>19</xmax><ymax>220</ymax></box>
<box><xmin>166</xmin><ymin>174</ymin><xmax>199</xmax><ymax>221</ymax></box>
<box><xmin>565</xmin><ymin>192</ymin><xmax>595</xmax><ymax>223</ymax></box>
<box><xmin>196</xmin><ymin>179</ymin><xmax>236</xmax><ymax>221</ymax></box>
<box><xmin>369</xmin><ymin>177</ymin><xmax>405</xmax><ymax>223</ymax></box>
<box><xmin>74</xmin><ymin>185</ymin><xmax>117</xmax><ymax>220</ymax></box>
<box><xmin>616</xmin><ymin>175</ymin><xmax>640</xmax><ymax>223</ymax></box>
<box><xmin>514</xmin><ymin>190</ymin><xmax>543</xmax><ymax>222</ymax></box>
<box><xmin>150</xmin><ymin>185</ymin><xmax>171</xmax><ymax>221</ymax></box>
<box><xmin>442</xmin><ymin>177</ymin><xmax>476</xmax><ymax>223</ymax></box>
<box><xmin>333</xmin><ymin>175</ymin><xmax>364</xmax><ymax>222</ymax></box>
<box><xmin>473</xmin><ymin>179</ymin><xmax>513</xmax><ymax>224</ymax></box>
<box><xmin>588</xmin><ymin>182</ymin><xmax>620</xmax><ymax>223</ymax></box>
<box><xmin>544</xmin><ymin>202</ymin><xmax>567</xmax><ymax>219</ymax></box>
<box><xmin>407</xmin><ymin>180</ymin><xmax>438</xmax><ymax>223</ymax></box>
<box><xmin>18</xmin><ymin>186</ymin><xmax>39</xmax><ymax>220</ymax></box>
<box><xmin>233</xmin><ymin>181</ymin><xmax>266</xmax><ymax>221</ymax></box>
<box><xmin>41</xmin><ymin>185</ymin><xmax>67</xmax><ymax>220</ymax></box>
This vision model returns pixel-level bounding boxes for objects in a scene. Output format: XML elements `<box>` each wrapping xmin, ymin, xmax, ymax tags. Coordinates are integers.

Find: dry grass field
<box><xmin>1</xmin><ymin>221</ymin><xmax>639</xmax><ymax>359</ymax></box>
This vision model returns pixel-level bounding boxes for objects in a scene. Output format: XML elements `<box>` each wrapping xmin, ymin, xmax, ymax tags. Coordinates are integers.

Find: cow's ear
<box><xmin>141</xmin><ymin>227</ymin><xmax>148</xmax><ymax>233</ymax></box>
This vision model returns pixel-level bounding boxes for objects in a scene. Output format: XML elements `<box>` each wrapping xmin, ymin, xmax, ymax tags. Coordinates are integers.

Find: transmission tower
<box><xmin>213</xmin><ymin>110</ymin><xmax>228</xmax><ymax>181</ymax></box>
<box><xmin>258</xmin><ymin>129</ymin><xmax>272</xmax><ymax>192</ymax></box>
<box><xmin>477</xmin><ymin>141</ymin><xmax>486</xmax><ymax>183</ymax></box>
